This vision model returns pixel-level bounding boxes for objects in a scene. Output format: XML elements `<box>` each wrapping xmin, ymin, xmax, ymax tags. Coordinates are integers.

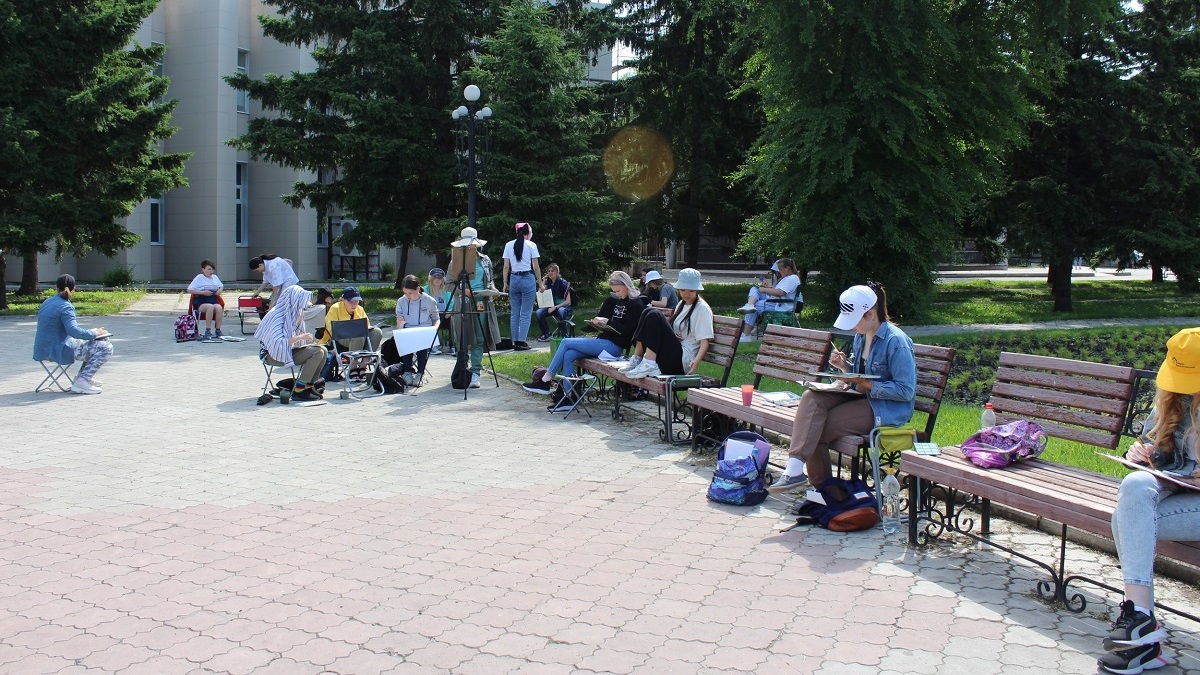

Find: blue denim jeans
<box><xmin>547</xmin><ymin>337</ymin><xmax>621</xmax><ymax>377</ymax></box>
<box><xmin>743</xmin><ymin>287</ymin><xmax>768</xmax><ymax>326</ymax></box>
<box><xmin>1112</xmin><ymin>470</ymin><xmax>1200</xmax><ymax>603</ymax></box>
<box><xmin>509</xmin><ymin>272</ymin><xmax>536</xmax><ymax>343</ymax></box>
<box><xmin>537</xmin><ymin>306</ymin><xmax>573</xmax><ymax>337</ymax></box>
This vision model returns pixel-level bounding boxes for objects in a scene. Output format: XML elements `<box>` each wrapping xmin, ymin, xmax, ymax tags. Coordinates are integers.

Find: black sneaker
<box><xmin>536</xmin><ymin>334</ymin><xmax>551</xmax><ymax>342</ymax></box>
<box><xmin>523</xmin><ymin>379</ymin><xmax>552</xmax><ymax>394</ymax></box>
<box><xmin>1104</xmin><ymin>601</ymin><xmax>1167</xmax><ymax>651</ymax></box>
<box><xmin>292</xmin><ymin>387</ymin><xmax>321</xmax><ymax>402</ymax></box>
<box><xmin>514</xmin><ymin>342</ymin><xmax>532</xmax><ymax>352</ymax></box>
<box><xmin>1098</xmin><ymin>642</ymin><xmax>1166</xmax><ymax>674</ymax></box>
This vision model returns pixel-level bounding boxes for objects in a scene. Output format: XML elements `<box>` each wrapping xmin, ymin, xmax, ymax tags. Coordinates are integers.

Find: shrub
<box><xmin>378</xmin><ymin>261</ymin><xmax>395</xmax><ymax>281</ymax></box>
<box><xmin>101</xmin><ymin>264</ymin><xmax>137</xmax><ymax>288</ymax></box>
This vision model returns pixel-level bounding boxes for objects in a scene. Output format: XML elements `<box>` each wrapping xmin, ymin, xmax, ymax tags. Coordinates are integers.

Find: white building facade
<box><xmin>6</xmin><ymin>0</ymin><xmax>328</xmax><ymax>285</ymax></box>
<box><xmin>7</xmin><ymin>0</ymin><xmax>617</xmax><ymax>285</ymax></box>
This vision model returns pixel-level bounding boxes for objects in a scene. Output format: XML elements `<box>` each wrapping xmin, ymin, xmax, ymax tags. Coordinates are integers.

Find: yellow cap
<box><xmin>1157</xmin><ymin>327</ymin><xmax>1200</xmax><ymax>394</ymax></box>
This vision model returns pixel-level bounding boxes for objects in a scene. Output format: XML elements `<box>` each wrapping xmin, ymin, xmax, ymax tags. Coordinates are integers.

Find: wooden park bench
<box><xmin>686</xmin><ymin>324</ymin><xmax>834</xmax><ymax>454</ymax></box>
<box><xmin>902</xmin><ymin>353</ymin><xmax>1200</xmax><ymax>621</ymax></box>
<box><xmin>576</xmin><ymin>314</ymin><xmax>743</xmax><ymax>444</ymax></box>
<box><xmin>687</xmin><ymin>334</ymin><xmax>954</xmax><ymax>482</ymax></box>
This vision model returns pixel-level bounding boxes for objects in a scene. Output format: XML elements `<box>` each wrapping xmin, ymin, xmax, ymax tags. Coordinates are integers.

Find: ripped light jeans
<box><xmin>1111</xmin><ymin>470</ymin><xmax>1200</xmax><ymax>604</ymax></box>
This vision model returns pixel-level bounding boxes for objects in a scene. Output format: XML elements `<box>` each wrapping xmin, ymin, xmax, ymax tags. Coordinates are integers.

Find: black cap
<box><xmin>56</xmin><ymin>274</ymin><xmax>76</xmax><ymax>292</ymax></box>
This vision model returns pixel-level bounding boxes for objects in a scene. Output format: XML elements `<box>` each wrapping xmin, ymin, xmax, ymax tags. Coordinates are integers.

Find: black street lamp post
<box><xmin>452</xmin><ymin>84</ymin><xmax>492</xmax><ymax>231</ymax></box>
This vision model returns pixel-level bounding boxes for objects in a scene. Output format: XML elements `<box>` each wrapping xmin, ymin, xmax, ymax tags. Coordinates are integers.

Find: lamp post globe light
<box><xmin>451</xmin><ymin>85</ymin><xmax>493</xmax><ymax>231</ymax></box>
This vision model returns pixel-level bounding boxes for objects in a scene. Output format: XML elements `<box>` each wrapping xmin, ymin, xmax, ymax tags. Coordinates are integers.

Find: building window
<box><xmin>235</xmin><ymin>163</ymin><xmax>246</xmax><ymax>246</ymax></box>
<box><xmin>150</xmin><ymin>196</ymin><xmax>163</xmax><ymax>245</ymax></box>
<box><xmin>236</xmin><ymin>49</ymin><xmax>249</xmax><ymax>114</ymax></box>
<box><xmin>151</xmin><ymin>42</ymin><xmax>166</xmax><ymax>105</ymax></box>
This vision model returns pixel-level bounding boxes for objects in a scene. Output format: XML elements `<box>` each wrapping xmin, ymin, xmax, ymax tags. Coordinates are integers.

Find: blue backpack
<box><xmin>706</xmin><ymin>430</ymin><xmax>769</xmax><ymax>506</ymax></box>
<box><xmin>790</xmin><ymin>477</ymin><xmax>880</xmax><ymax>532</ymax></box>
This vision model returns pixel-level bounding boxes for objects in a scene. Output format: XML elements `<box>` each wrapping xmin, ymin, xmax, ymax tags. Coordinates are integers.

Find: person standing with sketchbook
<box><xmin>1098</xmin><ymin>328</ymin><xmax>1200</xmax><ymax>674</ymax></box>
<box><xmin>501</xmin><ymin>222</ymin><xmax>543</xmax><ymax>352</ymax></box>
<box><xmin>767</xmin><ymin>282</ymin><xmax>916</xmax><ymax>495</ymax></box>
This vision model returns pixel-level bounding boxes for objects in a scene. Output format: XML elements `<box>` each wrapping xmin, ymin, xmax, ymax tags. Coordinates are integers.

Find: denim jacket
<box><xmin>849</xmin><ymin>321</ymin><xmax>917</xmax><ymax>427</ymax></box>
<box><xmin>33</xmin><ymin>294</ymin><xmax>97</xmax><ymax>365</ymax></box>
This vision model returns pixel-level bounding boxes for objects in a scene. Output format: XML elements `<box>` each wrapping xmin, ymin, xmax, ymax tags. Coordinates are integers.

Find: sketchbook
<box><xmin>1099</xmin><ymin>453</ymin><xmax>1200</xmax><ymax>492</ymax></box>
<box><xmin>536</xmin><ymin>289</ymin><xmax>555</xmax><ymax>309</ymax></box>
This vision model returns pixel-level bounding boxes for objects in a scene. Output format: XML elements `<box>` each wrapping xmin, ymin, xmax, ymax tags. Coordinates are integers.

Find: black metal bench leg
<box><xmin>982</xmin><ymin>498</ymin><xmax>991</xmax><ymax>535</ymax></box>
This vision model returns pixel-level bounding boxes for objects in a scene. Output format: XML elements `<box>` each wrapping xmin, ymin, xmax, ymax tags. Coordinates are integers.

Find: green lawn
<box><xmin>0</xmin><ymin>289</ymin><xmax>144</xmax><ymax>316</ymax></box>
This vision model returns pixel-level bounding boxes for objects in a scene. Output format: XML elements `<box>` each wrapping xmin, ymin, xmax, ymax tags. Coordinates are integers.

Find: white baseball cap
<box><xmin>833</xmin><ymin>285</ymin><xmax>877</xmax><ymax>330</ymax></box>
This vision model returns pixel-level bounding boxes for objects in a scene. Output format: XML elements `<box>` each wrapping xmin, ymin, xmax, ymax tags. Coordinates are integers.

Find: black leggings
<box><xmin>632</xmin><ymin>307</ymin><xmax>685</xmax><ymax>375</ymax></box>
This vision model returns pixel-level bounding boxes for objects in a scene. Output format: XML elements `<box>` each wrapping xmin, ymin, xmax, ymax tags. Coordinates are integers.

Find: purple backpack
<box><xmin>961</xmin><ymin>419</ymin><xmax>1048</xmax><ymax>469</ymax></box>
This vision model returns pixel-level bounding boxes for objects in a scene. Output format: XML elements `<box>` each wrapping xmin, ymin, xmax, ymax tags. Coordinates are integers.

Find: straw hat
<box><xmin>451</xmin><ymin>226</ymin><xmax>486</xmax><ymax>248</ymax></box>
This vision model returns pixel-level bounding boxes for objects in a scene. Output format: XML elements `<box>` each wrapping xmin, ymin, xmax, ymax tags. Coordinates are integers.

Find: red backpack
<box><xmin>174</xmin><ymin>313</ymin><xmax>197</xmax><ymax>342</ymax></box>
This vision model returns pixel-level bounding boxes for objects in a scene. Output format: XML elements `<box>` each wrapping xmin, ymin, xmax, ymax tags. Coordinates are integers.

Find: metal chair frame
<box><xmin>549</xmin><ymin>373</ymin><xmax>597</xmax><ymax>420</ymax></box>
<box><xmin>36</xmin><ymin>360</ymin><xmax>75</xmax><ymax>393</ymax></box>
<box><xmin>260</xmin><ymin>355</ymin><xmax>297</xmax><ymax>398</ymax></box>
<box><xmin>330</xmin><ymin>318</ymin><xmax>383</xmax><ymax>400</ymax></box>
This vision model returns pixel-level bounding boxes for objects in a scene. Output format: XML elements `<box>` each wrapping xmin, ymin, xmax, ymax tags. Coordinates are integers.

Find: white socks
<box><xmin>785</xmin><ymin>458</ymin><xmax>806</xmax><ymax>477</ymax></box>
<box><xmin>542</xmin><ymin>371</ymin><xmax>553</xmax><ymax>383</ymax></box>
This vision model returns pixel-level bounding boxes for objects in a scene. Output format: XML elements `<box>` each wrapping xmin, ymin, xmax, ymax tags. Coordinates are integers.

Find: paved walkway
<box><xmin>4</xmin><ymin>311</ymin><xmax>1200</xmax><ymax>674</ymax></box>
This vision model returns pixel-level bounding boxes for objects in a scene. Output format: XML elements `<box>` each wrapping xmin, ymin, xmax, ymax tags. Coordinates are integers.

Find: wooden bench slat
<box><xmin>992</xmin><ymin>381</ymin><xmax>1132</xmax><ymax>417</ymax></box>
<box><xmin>996</xmin><ymin>366</ymin><xmax>1134</xmax><ymax>400</ymax></box>
<box><xmin>1000</xmin><ymin>352</ymin><xmax>1136</xmax><ymax>381</ymax></box>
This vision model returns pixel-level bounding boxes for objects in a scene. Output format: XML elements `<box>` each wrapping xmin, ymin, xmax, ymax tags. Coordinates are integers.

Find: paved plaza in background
<box><xmin>2</xmin><ymin>302</ymin><xmax>1199</xmax><ymax>674</ymax></box>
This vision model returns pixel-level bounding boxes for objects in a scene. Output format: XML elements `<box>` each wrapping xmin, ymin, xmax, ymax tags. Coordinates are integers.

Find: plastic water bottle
<box><xmin>881</xmin><ymin>468</ymin><xmax>901</xmax><ymax>534</ymax></box>
<box><xmin>981</xmin><ymin>402</ymin><xmax>996</xmax><ymax>430</ymax></box>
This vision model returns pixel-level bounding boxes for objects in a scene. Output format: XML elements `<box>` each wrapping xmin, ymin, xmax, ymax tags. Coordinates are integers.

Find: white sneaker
<box><xmin>737</xmin><ymin>303</ymin><xmax>757</xmax><ymax>315</ymax></box>
<box><xmin>625</xmin><ymin>361</ymin><xmax>661</xmax><ymax>379</ymax></box>
<box><xmin>739</xmin><ymin>332</ymin><xmax>757</xmax><ymax>343</ymax></box>
<box><xmin>431</xmin><ymin>346</ymin><xmax>442</xmax><ymax>355</ymax></box>
<box><xmin>71</xmin><ymin>379</ymin><xmax>102</xmax><ymax>395</ymax></box>
<box><xmin>469</xmin><ymin>373</ymin><xmax>481</xmax><ymax>388</ymax></box>
<box><xmin>618</xmin><ymin>355</ymin><xmax>643</xmax><ymax>374</ymax></box>
<box><xmin>90</xmin><ymin>377</ymin><xmax>103</xmax><ymax>387</ymax></box>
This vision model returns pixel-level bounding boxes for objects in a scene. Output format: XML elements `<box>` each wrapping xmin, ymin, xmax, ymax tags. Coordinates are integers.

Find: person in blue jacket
<box><xmin>768</xmin><ymin>282</ymin><xmax>916</xmax><ymax>494</ymax></box>
<box><xmin>32</xmin><ymin>275</ymin><xmax>113</xmax><ymax>395</ymax></box>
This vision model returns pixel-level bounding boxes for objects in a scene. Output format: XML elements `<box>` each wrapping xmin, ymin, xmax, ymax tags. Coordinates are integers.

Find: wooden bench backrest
<box><xmin>911</xmin><ymin>343</ymin><xmax>956</xmax><ymax>440</ymax></box>
<box><xmin>753</xmin><ymin>325</ymin><xmax>834</xmax><ymax>387</ymax></box>
<box><xmin>704</xmin><ymin>315</ymin><xmax>744</xmax><ymax>386</ymax></box>
<box><xmin>991</xmin><ymin>352</ymin><xmax>1136</xmax><ymax>450</ymax></box>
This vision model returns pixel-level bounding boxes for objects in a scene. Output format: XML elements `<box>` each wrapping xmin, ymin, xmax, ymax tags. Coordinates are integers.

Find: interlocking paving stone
<box><xmin>3</xmin><ymin>312</ymin><xmax>1200</xmax><ymax>673</ymax></box>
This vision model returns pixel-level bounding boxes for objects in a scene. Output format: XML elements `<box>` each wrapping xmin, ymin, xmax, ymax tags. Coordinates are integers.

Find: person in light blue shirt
<box><xmin>32</xmin><ymin>275</ymin><xmax>113</xmax><ymax>395</ymax></box>
<box><xmin>768</xmin><ymin>282</ymin><xmax>916</xmax><ymax>494</ymax></box>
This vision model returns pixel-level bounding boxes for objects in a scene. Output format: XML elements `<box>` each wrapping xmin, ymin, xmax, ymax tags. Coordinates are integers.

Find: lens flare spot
<box><xmin>603</xmin><ymin>125</ymin><xmax>675</xmax><ymax>201</ymax></box>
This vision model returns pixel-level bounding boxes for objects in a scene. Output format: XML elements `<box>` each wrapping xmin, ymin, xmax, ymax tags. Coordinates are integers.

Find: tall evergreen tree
<box><xmin>465</xmin><ymin>0</ymin><xmax>627</xmax><ymax>292</ymax></box>
<box><xmin>0</xmin><ymin>0</ymin><xmax>188</xmax><ymax>305</ymax></box>
<box><xmin>1107</xmin><ymin>0</ymin><xmax>1200</xmax><ymax>292</ymax></box>
<box><xmin>229</xmin><ymin>0</ymin><xmax>492</xmax><ymax>281</ymax></box>
<box><xmin>740</xmin><ymin>1</ymin><xmax>1118</xmax><ymax>316</ymax></box>
<box><xmin>609</xmin><ymin>0</ymin><xmax>764</xmax><ymax>267</ymax></box>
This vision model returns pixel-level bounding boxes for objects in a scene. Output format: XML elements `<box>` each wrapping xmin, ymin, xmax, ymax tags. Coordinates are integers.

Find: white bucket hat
<box><xmin>452</xmin><ymin>226</ymin><xmax>486</xmax><ymax>248</ymax></box>
<box><xmin>674</xmin><ymin>268</ymin><xmax>704</xmax><ymax>291</ymax></box>
<box><xmin>833</xmin><ymin>285</ymin><xmax>877</xmax><ymax>331</ymax></box>
<box><xmin>643</xmin><ymin>270</ymin><xmax>663</xmax><ymax>283</ymax></box>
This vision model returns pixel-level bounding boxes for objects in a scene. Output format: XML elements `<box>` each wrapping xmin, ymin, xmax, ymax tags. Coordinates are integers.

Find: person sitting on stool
<box><xmin>391</xmin><ymin>275</ymin><xmax>440</xmax><ymax>385</ymax></box>
<box><xmin>33</xmin><ymin>274</ymin><xmax>112</xmax><ymax>395</ymax></box>
<box><xmin>320</xmin><ymin>287</ymin><xmax>382</xmax><ymax>380</ymax></box>
<box><xmin>535</xmin><ymin>263</ymin><xmax>574</xmax><ymax>342</ymax></box>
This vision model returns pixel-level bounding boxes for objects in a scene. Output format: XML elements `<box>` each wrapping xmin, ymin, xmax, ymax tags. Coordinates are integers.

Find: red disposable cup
<box><xmin>741</xmin><ymin>384</ymin><xmax>754</xmax><ymax>406</ymax></box>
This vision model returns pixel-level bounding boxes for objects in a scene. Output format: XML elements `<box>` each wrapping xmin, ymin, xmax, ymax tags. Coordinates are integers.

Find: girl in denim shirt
<box><xmin>768</xmin><ymin>282</ymin><xmax>916</xmax><ymax>494</ymax></box>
